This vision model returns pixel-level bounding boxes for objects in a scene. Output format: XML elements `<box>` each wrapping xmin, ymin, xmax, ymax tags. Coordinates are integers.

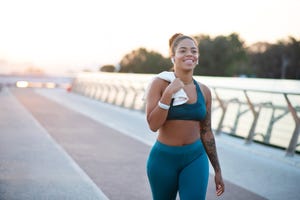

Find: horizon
<box><xmin>0</xmin><ymin>0</ymin><xmax>299</xmax><ymax>76</ymax></box>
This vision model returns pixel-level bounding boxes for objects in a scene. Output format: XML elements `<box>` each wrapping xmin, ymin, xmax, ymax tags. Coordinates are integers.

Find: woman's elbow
<box><xmin>149</xmin><ymin>126</ymin><xmax>158</xmax><ymax>132</ymax></box>
<box><xmin>147</xmin><ymin>121</ymin><xmax>159</xmax><ymax>132</ymax></box>
<box><xmin>147</xmin><ymin>118</ymin><xmax>159</xmax><ymax>132</ymax></box>
<box><xmin>201</xmin><ymin>131</ymin><xmax>214</xmax><ymax>140</ymax></box>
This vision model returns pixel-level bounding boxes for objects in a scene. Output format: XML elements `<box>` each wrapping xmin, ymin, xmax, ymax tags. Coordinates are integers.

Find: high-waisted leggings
<box><xmin>147</xmin><ymin>139</ymin><xmax>209</xmax><ymax>200</ymax></box>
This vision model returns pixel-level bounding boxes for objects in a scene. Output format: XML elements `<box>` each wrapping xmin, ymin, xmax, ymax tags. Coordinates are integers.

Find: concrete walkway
<box><xmin>1</xmin><ymin>87</ymin><xmax>300</xmax><ymax>200</ymax></box>
<box><xmin>0</xmin><ymin>87</ymin><xmax>108</xmax><ymax>200</ymax></box>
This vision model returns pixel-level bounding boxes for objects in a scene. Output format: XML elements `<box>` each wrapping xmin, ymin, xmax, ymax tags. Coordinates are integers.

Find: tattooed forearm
<box><xmin>204</xmin><ymin>137</ymin><xmax>221</xmax><ymax>173</ymax></box>
<box><xmin>200</xmin><ymin>111</ymin><xmax>221</xmax><ymax>173</ymax></box>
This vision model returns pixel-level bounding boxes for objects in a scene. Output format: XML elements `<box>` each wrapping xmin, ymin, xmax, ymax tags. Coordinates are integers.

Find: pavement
<box><xmin>1</xmin><ymin>87</ymin><xmax>300</xmax><ymax>200</ymax></box>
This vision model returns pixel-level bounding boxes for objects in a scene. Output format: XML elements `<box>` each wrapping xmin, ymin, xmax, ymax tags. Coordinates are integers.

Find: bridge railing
<box><xmin>71</xmin><ymin>72</ymin><xmax>300</xmax><ymax>156</ymax></box>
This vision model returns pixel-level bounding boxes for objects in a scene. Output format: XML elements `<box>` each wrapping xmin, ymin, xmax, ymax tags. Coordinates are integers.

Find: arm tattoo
<box><xmin>200</xmin><ymin>111</ymin><xmax>211</xmax><ymax>135</ymax></box>
<box><xmin>200</xmin><ymin>111</ymin><xmax>221</xmax><ymax>173</ymax></box>
<box><xmin>205</xmin><ymin>137</ymin><xmax>221</xmax><ymax>173</ymax></box>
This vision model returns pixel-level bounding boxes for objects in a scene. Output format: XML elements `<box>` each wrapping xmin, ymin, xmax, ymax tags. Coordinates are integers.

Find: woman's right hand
<box><xmin>164</xmin><ymin>78</ymin><xmax>184</xmax><ymax>95</ymax></box>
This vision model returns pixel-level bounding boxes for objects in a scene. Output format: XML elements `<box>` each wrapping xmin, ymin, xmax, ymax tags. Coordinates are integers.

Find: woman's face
<box><xmin>173</xmin><ymin>38</ymin><xmax>199</xmax><ymax>71</ymax></box>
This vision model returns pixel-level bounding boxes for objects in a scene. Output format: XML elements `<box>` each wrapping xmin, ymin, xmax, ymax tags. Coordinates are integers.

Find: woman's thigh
<box><xmin>147</xmin><ymin>148</ymin><xmax>179</xmax><ymax>200</ymax></box>
<box><xmin>178</xmin><ymin>154</ymin><xmax>209</xmax><ymax>200</ymax></box>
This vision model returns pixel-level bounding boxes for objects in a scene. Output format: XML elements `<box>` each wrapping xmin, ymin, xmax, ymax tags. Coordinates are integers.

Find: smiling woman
<box><xmin>0</xmin><ymin>0</ymin><xmax>299</xmax><ymax>75</ymax></box>
<box><xmin>145</xmin><ymin>33</ymin><xmax>225</xmax><ymax>199</ymax></box>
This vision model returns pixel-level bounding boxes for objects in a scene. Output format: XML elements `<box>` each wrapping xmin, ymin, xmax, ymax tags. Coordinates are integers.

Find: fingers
<box><xmin>215</xmin><ymin>173</ymin><xmax>225</xmax><ymax>196</ymax></box>
<box><xmin>216</xmin><ymin>184</ymin><xmax>225</xmax><ymax>196</ymax></box>
<box><xmin>168</xmin><ymin>78</ymin><xmax>184</xmax><ymax>93</ymax></box>
<box><xmin>173</xmin><ymin>78</ymin><xmax>184</xmax><ymax>87</ymax></box>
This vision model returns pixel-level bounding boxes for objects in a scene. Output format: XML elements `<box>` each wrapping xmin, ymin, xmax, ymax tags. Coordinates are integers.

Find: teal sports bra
<box><xmin>166</xmin><ymin>80</ymin><xmax>207</xmax><ymax>121</ymax></box>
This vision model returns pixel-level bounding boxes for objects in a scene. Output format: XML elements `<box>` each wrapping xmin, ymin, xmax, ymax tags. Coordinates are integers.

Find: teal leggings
<box><xmin>147</xmin><ymin>139</ymin><xmax>209</xmax><ymax>200</ymax></box>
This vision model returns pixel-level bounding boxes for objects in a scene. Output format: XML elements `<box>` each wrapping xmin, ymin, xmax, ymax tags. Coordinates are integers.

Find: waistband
<box><xmin>154</xmin><ymin>139</ymin><xmax>204</xmax><ymax>154</ymax></box>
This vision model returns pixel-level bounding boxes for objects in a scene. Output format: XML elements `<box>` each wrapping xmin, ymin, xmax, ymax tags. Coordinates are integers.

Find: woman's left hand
<box><xmin>215</xmin><ymin>172</ymin><xmax>225</xmax><ymax>196</ymax></box>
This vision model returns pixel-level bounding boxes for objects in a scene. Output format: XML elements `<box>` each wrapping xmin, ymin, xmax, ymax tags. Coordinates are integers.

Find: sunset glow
<box><xmin>0</xmin><ymin>0</ymin><xmax>299</xmax><ymax>75</ymax></box>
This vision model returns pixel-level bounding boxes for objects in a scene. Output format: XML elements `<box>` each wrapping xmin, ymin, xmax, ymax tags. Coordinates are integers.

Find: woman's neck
<box><xmin>174</xmin><ymin>70</ymin><xmax>193</xmax><ymax>85</ymax></box>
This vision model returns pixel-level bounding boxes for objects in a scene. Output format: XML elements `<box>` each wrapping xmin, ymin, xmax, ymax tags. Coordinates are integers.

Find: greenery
<box><xmin>99</xmin><ymin>33</ymin><xmax>300</xmax><ymax>79</ymax></box>
<box><xmin>118</xmin><ymin>48</ymin><xmax>171</xmax><ymax>74</ymax></box>
<box><xmin>100</xmin><ymin>65</ymin><xmax>115</xmax><ymax>72</ymax></box>
<box><xmin>194</xmin><ymin>33</ymin><xmax>248</xmax><ymax>77</ymax></box>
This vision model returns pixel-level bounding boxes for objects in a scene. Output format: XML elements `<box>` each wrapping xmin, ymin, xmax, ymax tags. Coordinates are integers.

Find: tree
<box><xmin>282</xmin><ymin>37</ymin><xmax>300</xmax><ymax>79</ymax></box>
<box><xmin>194</xmin><ymin>33</ymin><xmax>248</xmax><ymax>77</ymax></box>
<box><xmin>248</xmin><ymin>37</ymin><xmax>300</xmax><ymax>79</ymax></box>
<box><xmin>247</xmin><ymin>42</ymin><xmax>271</xmax><ymax>77</ymax></box>
<box><xmin>119</xmin><ymin>48</ymin><xmax>171</xmax><ymax>73</ymax></box>
<box><xmin>100</xmin><ymin>64</ymin><xmax>115</xmax><ymax>72</ymax></box>
<box><xmin>115</xmin><ymin>33</ymin><xmax>299</xmax><ymax>79</ymax></box>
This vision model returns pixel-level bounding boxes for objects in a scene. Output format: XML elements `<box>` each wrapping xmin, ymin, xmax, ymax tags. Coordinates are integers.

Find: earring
<box><xmin>171</xmin><ymin>57</ymin><xmax>175</xmax><ymax>64</ymax></box>
<box><xmin>196</xmin><ymin>59</ymin><xmax>199</xmax><ymax>65</ymax></box>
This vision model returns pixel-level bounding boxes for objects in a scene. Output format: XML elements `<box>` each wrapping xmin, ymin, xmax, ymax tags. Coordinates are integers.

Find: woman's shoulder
<box><xmin>196</xmin><ymin>81</ymin><xmax>211</xmax><ymax>93</ymax></box>
<box><xmin>196</xmin><ymin>81</ymin><xmax>212</xmax><ymax>102</ymax></box>
<box><xmin>146</xmin><ymin>77</ymin><xmax>169</xmax><ymax>97</ymax></box>
<box><xmin>151</xmin><ymin>77</ymin><xmax>170</xmax><ymax>87</ymax></box>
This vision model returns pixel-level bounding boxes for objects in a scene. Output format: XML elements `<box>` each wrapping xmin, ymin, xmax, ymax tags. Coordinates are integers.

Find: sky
<box><xmin>0</xmin><ymin>0</ymin><xmax>299</xmax><ymax>75</ymax></box>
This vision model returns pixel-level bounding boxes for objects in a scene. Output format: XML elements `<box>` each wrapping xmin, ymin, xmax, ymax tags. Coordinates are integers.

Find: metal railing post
<box><xmin>284</xmin><ymin>94</ymin><xmax>300</xmax><ymax>156</ymax></box>
<box><xmin>244</xmin><ymin>90</ymin><xmax>261</xmax><ymax>144</ymax></box>
<box><xmin>214</xmin><ymin>89</ymin><xmax>227</xmax><ymax>135</ymax></box>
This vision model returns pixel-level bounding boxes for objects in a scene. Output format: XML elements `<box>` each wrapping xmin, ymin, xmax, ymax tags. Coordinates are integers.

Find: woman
<box><xmin>145</xmin><ymin>33</ymin><xmax>224</xmax><ymax>200</ymax></box>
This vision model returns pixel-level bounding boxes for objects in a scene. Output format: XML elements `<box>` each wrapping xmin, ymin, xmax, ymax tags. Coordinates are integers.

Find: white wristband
<box><xmin>158</xmin><ymin>101</ymin><xmax>170</xmax><ymax>110</ymax></box>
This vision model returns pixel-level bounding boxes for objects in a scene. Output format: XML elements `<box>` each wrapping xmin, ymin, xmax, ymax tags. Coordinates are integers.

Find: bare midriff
<box><xmin>157</xmin><ymin>120</ymin><xmax>201</xmax><ymax>146</ymax></box>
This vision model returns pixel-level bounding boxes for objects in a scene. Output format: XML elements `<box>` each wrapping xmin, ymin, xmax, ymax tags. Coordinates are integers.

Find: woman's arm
<box><xmin>146</xmin><ymin>78</ymin><xmax>172</xmax><ymax>132</ymax></box>
<box><xmin>199</xmin><ymin>84</ymin><xmax>225</xmax><ymax>196</ymax></box>
<box><xmin>146</xmin><ymin>78</ymin><xmax>183</xmax><ymax>132</ymax></box>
